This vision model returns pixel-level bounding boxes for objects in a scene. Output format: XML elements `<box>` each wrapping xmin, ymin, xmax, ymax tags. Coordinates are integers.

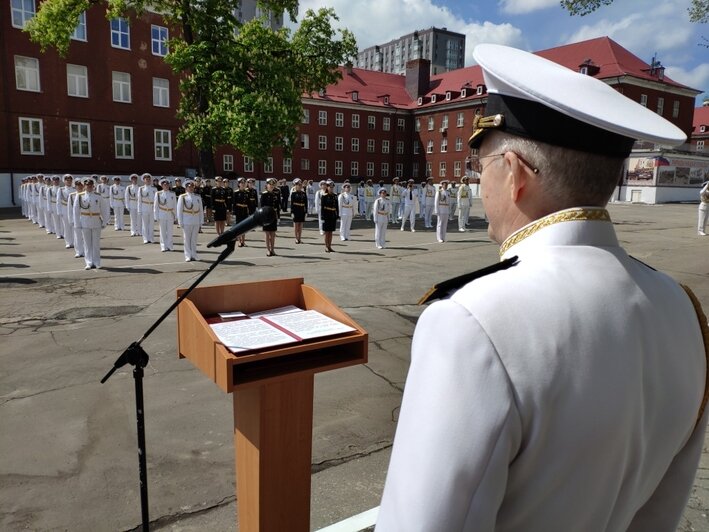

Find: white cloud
<box><xmin>498</xmin><ymin>0</ymin><xmax>560</xmax><ymax>15</ymax></box>
<box><xmin>666</xmin><ymin>63</ymin><xmax>709</xmax><ymax>97</ymax></box>
<box><xmin>290</xmin><ymin>0</ymin><xmax>525</xmax><ymax>67</ymax></box>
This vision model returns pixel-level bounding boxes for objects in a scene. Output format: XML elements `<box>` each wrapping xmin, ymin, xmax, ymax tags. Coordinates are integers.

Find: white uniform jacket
<box><xmin>137</xmin><ymin>186</ymin><xmax>156</xmax><ymax>214</ymax></box>
<box><xmin>154</xmin><ymin>190</ymin><xmax>177</xmax><ymax>221</ymax></box>
<box><xmin>433</xmin><ymin>188</ymin><xmax>450</xmax><ymax>216</ymax></box>
<box><xmin>457</xmin><ymin>184</ymin><xmax>473</xmax><ymax>208</ymax></box>
<box><xmin>338</xmin><ymin>192</ymin><xmax>355</xmax><ymax>216</ymax></box>
<box><xmin>125</xmin><ymin>184</ymin><xmax>140</xmax><ymax>210</ymax></box>
<box><xmin>73</xmin><ymin>191</ymin><xmax>107</xmax><ymax>229</ymax></box>
<box><xmin>377</xmin><ymin>207</ymin><xmax>707</xmax><ymax>532</ymax></box>
<box><xmin>176</xmin><ymin>193</ymin><xmax>203</xmax><ymax>226</ymax></box>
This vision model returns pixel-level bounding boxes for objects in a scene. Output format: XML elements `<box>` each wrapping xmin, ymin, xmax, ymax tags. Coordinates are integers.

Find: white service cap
<box><xmin>468</xmin><ymin>44</ymin><xmax>686</xmax><ymax>156</ymax></box>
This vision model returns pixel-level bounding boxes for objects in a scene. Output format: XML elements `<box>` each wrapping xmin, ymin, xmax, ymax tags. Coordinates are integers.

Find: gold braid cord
<box><xmin>681</xmin><ymin>284</ymin><xmax>709</xmax><ymax>429</ymax></box>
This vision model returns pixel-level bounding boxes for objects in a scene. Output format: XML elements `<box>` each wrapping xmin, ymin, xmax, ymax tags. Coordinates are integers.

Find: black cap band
<box><xmin>469</xmin><ymin>94</ymin><xmax>635</xmax><ymax>157</ymax></box>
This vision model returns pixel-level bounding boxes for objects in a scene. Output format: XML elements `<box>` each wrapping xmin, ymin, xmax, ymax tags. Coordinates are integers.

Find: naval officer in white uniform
<box><xmin>377</xmin><ymin>44</ymin><xmax>708</xmax><ymax>532</ymax></box>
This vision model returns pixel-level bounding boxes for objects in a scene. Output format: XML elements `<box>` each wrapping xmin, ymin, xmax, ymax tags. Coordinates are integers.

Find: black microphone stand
<box><xmin>100</xmin><ymin>241</ymin><xmax>236</xmax><ymax>531</ymax></box>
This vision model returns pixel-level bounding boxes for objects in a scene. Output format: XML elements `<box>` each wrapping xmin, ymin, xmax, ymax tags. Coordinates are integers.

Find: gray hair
<box><xmin>485</xmin><ymin>132</ymin><xmax>625</xmax><ymax>208</ymax></box>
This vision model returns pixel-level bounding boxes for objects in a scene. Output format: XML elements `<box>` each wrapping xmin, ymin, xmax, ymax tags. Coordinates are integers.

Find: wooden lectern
<box><xmin>176</xmin><ymin>277</ymin><xmax>368</xmax><ymax>531</ymax></box>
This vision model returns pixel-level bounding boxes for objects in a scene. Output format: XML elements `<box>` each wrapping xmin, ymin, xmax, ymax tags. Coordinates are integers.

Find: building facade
<box><xmin>356</xmin><ymin>27</ymin><xmax>465</xmax><ymax>76</ymax></box>
<box><xmin>691</xmin><ymin>104</ymin><xmax>709</xmax><ymax>154</ymax></box>
<box><xmin>1</xmin><ymin>2</ymin><xmax>705</xmax><ymax>207</ymax></box>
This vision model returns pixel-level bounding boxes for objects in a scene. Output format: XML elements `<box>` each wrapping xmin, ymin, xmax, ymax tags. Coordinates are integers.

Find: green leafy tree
<box><xmin>25</xmin><ymin>1</ymin><xmax>358</xmax><ymax>178</ymax></box>
<box><xmin>560</xmin><ymin>0</ymin><xmax>708</xmax><ymax>23</ymax></box>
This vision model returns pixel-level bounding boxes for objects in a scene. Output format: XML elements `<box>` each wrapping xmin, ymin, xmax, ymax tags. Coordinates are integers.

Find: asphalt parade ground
<box><xmin>1</xmin><ymin>201</ymin><xmax>708</xmax><ymax>531</ymax></box>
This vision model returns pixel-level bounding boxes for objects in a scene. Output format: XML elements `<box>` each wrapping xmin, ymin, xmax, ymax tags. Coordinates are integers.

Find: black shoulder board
<box><xmin>418</xmin><ymin>256</ymin><xmax>519</xmax><ymax>305</ymax></box>
<box><xmin>629</xmin><ymin>255</ymin><xmax>657</xmax><ymax>271</ymax></box>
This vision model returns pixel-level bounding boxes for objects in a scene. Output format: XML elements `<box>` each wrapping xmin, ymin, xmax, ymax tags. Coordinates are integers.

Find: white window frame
<box><xmin>110</xmin><ymin>17</ymin><xmax>130</xmax><ymax>50</ymax></box>
<box><xmin>112</xmin><ymin>71</ymin><xmax>131</xmax><ymax>103</ymax></box>
<box><xmin>456</xmin><ymin>112</ymin><xmax>464</xmax><ymax>127</ymax></box>
<box><xmin>413</xmin><ymin>141</ymin><xmax>420</xmax><ymax>154</ymax></box>
<box><xmin>154</xmin><ymin>129</ymin><xmax>172</xmax><ymax>161</ymax></box>
<box><xmin>11</xmin><ymin>0</ymin><xmax>35</xmax><ymax>29</ymax></box>
<box><xmin>318</xmin><ymin>135</ymin><xmax>327</xmax><ymax>150</ymax></box>
<box><xmin>454</xmin><ymin>161</ymin><xmax>462</xmax><ymax>177</ymax></box>
<box><xmin>412</xmin><ymin>162</ymin><xmax>419</xmax><ymax>178</ymax></box>
<box><xmin>367</xmin><ymin>139</ymin><xmax>375</xmax><ymax>153</ymax></box>
<box><xmin>318</xmin><ymin>110</ymin><xmax>327</xmax><ymax>126</ymax></box>
<box><xmin>15</xmin><ymin>55</ymin><xmax>40</xmax><ymax>92</ymax></box>
<box><xmin>19</xmin><ymin>117</ymin><xmax>44</xmax><ymax>155</ymax></box>
<box><xmin>455</xmin><ymin>137</ymin><xmax>463</xmax><ymax>152</ymax></box>
<box><xmin>151</xmin><ymin>25</ymin><xmax>168</xmax><ymax>56</ymax></box>
<box><xmin>382</xmin><ymin>140</ymin><xmax>390</xmax><ymax>154</ymax></box>
<box><xmin>69</xmin><ymin>121</ymin><xmax>91</xmax><ymax>158</ymax></box>
<box><xmin>67</xmin><ymin>64</ymin><xmax>88</xmax><ymax>98</ymax></box>
<box><xmin>335</xmin><ymin>112</ymin><xmax>344</xmax><ymax>127</ymax></box>
<box><xmin>442</xmin><ymin>115</ymin><xmax>449</xmax><ymax>129</ymax></box>
<box><xmin>640</xmin><ymin>94</ymin><xmax>648</xmax><ymax>107</ymax></box>
<box><xmin>351</xmin><ymin>138</ymin><xmax>360</xmax><ymax>152</ymax></box>
<box><xmin>244</xmin><ymin>156</ymin><xmax>254</xmax><ymax>173</ymax></box>
<box><xmin>672</xmin><ymin>100</ymin><xmax>680</xmax><ymax>119</ymax></box>
<box><xmin>657</xmin><ymin>97</ymin><xmax>664</xmax><ymax>116</ymax></box>
<box><xmin>351</xmin><ymin>161</ymin><xmax>359</xmax><ymax>176</ymax></box>
<box><xmin>397</xmin><ymin>118</ymin><xmax>405</xmax><ymax>131</ymax></box>
<box><xmin>152</xmin><ymin>77</ymin><xmax>169</xmax><ymax>108</ymax></box>
<box><xmin>335</xmin><ymin>136</ymin><xmax>343</xmax><ymax>151</ymax></box>
<box><xmin>114</xmin><ymin>126</ymin><xmax>134</xmax><ymax>159</ymax></box>
<box><xmin>427</xmin><ymin>117</ymin><xmax>434</xmax><ymax>131</ymax></box>
<box><xmin>318</xmin><ymin>160</ymin><xmax>327</xmax><ymax>176</ymax></box>
<box><xmin>697</xmin><ymin>140</ymin><xmax>704</xmax><ymax>152</ymax></box>
<box><xmin>283</xmin><ymin>157</ymin><xmax>293</xmax><ymax>174</ymax></box>
<box><xmin>396</xmin><ymin>141</ymin><xmax>404</xmax><ymax>155</ymax></box>
<box><xmin>71</xmin><ymin>12</ymin><xmax>87</xmax><ymax>41</ymax></box>
<box><xmin>441</xmin><ymin>138</ymin><xmax>448</xmax><ymax>153</ymax></box>
<box><xmin>301</xmin><ymin>158</ymin><xmax>310</xmax><ymax>171</ymax></box>
<box><xmin>352</xmin><ymin>114</ymin><xmax>360</xmax><ymax>128</ymax></box>
<box><xmin>426</xmin><ymin>162</ymin><xmax>432</xmax><ymax>177</ymax></box>
<box><xmin>415</xmin><ymin>118</ymin><xmax>421</xmax><ymax>132</ymax></box>
<box><xmin>366</xmin><ymin>162</ymin><xmax>374</xmax><ymax>177</ymax></box>
<box><xmin>303</xmin><ymin>109</ymin><xmax>310</xmax><ymax>124</ymax></box>
<box><xmin>395</xmin><ymin>163</ymin><xmax>403</xmax><ymax>177</ymax></box>
<box><xmin>335</xmin><ymin>160</ymin><xmax>343</xmax><ymax>176</ymax></box>
<box><xmin>381</xmin><ymin>163</ymin><xmax>389</xmax><ymax>178</ymax></box>
<box><xmin>383</xmin><ymin>117</ymin><xmax>391</xmax><ymax>131</ymax></box>
<box><xmin>301</xmin><ymin>134</ymin><xmax>309</xmax><ymax>149</ymax></box>
<box><xmin>223</xmin><ymin>154</ymin><xmax>234</xmax><ymax>172</ymax></box>
<box><xmin>439</xmin><ymin>162</ymin><xmax>446</xmax><ymax>177</ymax></box>
<box><xmin>264</xmin><ymin>157</ymin><xmax>274</xmax><ymax>173</ymax></box>
<box><xmin>427</xmin><ymin>140</ymin><xmax>434</xmax><ymax>153</ymax></box>
<box><xmin>368</xmin><ymin>115</ymin><xmax>376</xmax><ymax>130</ymax></box>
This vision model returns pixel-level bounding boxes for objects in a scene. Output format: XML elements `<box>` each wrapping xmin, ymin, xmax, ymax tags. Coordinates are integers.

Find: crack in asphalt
<box><xmin>311</xmin><ymin>442</ymin><xmax>392</xmax><ymax>474</ymax></box>
<box><xmin>123</xmin><ymin>495</ymin><xmax>236</xmax><ymax>532</ymax></box>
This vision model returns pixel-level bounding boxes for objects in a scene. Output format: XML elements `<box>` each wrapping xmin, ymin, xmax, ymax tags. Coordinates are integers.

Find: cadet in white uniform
<box><xmin>57</xmin><ymin>174</ymin><xmax>75</xmax><ymax>248</ymax></box>
<box><xmin>456</xmin><ymin>176</ymin><xmax>473</xmax><ymax>231</ymax></box>
<box><xmin>698</xmin><ymin>182</ymin><xmax>708</xmax><ymax>235</ymax></box>
<box><xmin>377</xmin><ymin>44</ymin><xmax>707</xmax><ymax>532</ymax></box>
<box><xmin>364</xmin><ymin>180</ymin><xmax>375</xmax><ymax>221</ymax></box>
<box><xmin>389</xmin><ymin>177</ymin><xmax>401</xmax><ymax>222</ymax></box>
<box><xmin>306</xmin><ymin>180</ymin><xmax>316</xmax><ymax>215</ymax></box>
<box><xmin>177</xmin><ymin>180</ymin><xmax>203</xmax><ymax>261</ymax></box>
<box><xmin>110</xmin><ymin>177</ymin><xmax>126</xmax><ymax>231</ymax></box>
<box><xmin>124</xmin><ymin>174</ymin><xmax>141</xmax><ymax>236</ymax></box>
<box><xmin>338</xmin><ymin>183</ymin><xmax>355</xmax><ymax>241</ymax></box>
<box><xmin>73</xmin><ymin>177</ymin><xmax>108</xmax><ymax>269</ymax></box>
<box><xmin>67</xmin><ymin>181</ymin><xmax>85</xmax><ymax>258</ymax></box>
<box><xmin>433</xmin><ymin>179</ymin><xmax>450</xmax><ymax>243</ymax></box>
<box><xmin>314</xmin><ymin>180</ymin><xmax>327</xmax><ymax>235</ymax></box>
<box><xmin>137</xmin><ymin>173</ymin><xmax>156</xmax><ymax>243</ymax></box>
<box><xmin>373</xmin><ymin>188</ymin><xmax>391</xmax><ymax>249</ymax></box>
<box><xmin>97</xmin><ymin>175</ymin><xmax>111</xmax><ymax>223</ymax></box>
<box><xmin>154</xmin><ymin>178</ymin><xmax>176</xmax><ymax>251</ymax></box>
<box><xmin>47</xmin><ymin>176</ymin><xmax>62</xmax><ymax>238</ymax></box>
<box><xmin>422</xmin><ymin>177</ymin><xmax>435</xmax><ymax>228</ymax></box>
<box><xmin>399</xmin><ymin>180</ymin><xmax>418</xmax><ymax>232</ymax></box>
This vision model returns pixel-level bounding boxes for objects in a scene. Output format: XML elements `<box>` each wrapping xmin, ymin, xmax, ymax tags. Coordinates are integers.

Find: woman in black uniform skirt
<box><xmin>211</xmin><ymin>176</ymin><xmax>228</xmax><ymax>235</ymax></box>
<box><xmin>232</xmin><ymin>177</ymin><xmax>250</xmax><ymax>247</ymax></box>
<box><xmin>260</xmin><ymin>178</ymin><xmax>280</xmax><ymax>256</ymax></box>
<box><xmin>320</xmin><ymin>180</ymin><xmax>339</xmax><ymax>253</ymax></box>
<box><xmin>290</xmin><ymin>178</ymin><xmax>307</xmax><ymax>244</ymax></box>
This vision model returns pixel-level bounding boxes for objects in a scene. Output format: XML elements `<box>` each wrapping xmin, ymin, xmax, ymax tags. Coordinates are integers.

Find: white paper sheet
<box><xmin>262</xmin><ymin>310</ymin><xmax>355</xmax><ymax>340</ymax></box>
<box><xmin>210</xmin><ymin>318</ymin><xmax>297</xmax><ymax>353</ymax></box>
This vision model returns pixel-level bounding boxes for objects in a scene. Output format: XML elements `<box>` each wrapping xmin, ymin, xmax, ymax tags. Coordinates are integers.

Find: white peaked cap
<box><xmin>469</xmin><ymin>44</ymin><xmax>686</xmax><ymax>154</ymax></box>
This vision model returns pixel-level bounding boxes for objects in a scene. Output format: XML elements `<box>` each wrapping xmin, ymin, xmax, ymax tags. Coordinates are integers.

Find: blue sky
<box><xmin>291</xmin><ymin>0</ymin><xmax>708</xmax><ymax>105</ymax></box>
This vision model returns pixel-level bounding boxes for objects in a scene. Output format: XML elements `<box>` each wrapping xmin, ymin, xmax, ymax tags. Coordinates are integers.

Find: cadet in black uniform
<box><xmin>320</xmin><ymin>179</ymin><xmax>339</xmax><ymax>253</ymax></box>
<box><xmin>290</xmin><ymin>178</ymin><xmax>307</xmax><ymax>244</ymax></box>
<box><xmin>260</xmin><ymin>178</ymin><xmax>280</xmax><ymax>256</ymax></box>
<box><xmin>279</xmin><ymin>179</ymin><xmax>290</xmax><ymax>212</ymax></box>
<box><xmin>172</xmin><ymin>178</ymin><xmax>185</xmax><ymax>198</ymax></box>
<box><xmin>246</xmin><ymin>178</ymin><xmax>258</xmax><ymax>215</ymax></box>
<box><xmin>224</xmin><ymin>179</ymin><xmax>234</xmax><ymax>225</ymax></box>
<box><xmin>211</xmin><ymin>176</ymin><xmax>228</xmax><ymax>235</ymax></box>
<box><xmin>202</xmin><ymin>179</ymin><xmax>213</xmax><ymax>224</ymax></box>
<box><xmin>232</xmin><ymin>177</ymin><xmax>250</xmax><ymax>247</ymax></box>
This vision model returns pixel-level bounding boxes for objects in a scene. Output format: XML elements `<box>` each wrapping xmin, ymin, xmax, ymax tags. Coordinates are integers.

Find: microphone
<box><xmin>207</xmin><ymin>206</ymin><xmax>277</xmax><ymax>248</ymax></box>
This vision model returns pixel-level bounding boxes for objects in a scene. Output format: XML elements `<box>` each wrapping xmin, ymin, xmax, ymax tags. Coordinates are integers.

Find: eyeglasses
<box><xmin>469</xmin><ymin>152</ymin><xmax>539</xmax><ymax>174</ymax></box>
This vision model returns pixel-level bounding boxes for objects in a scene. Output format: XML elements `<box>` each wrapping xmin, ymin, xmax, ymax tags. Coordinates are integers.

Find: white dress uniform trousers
<box><xmin>67</xmin><ymin>192</ymin><xmax>84</xmax><ymax>257</ymax></box>
<box><xmin>390</xmin><ymin>185</ymin><xmax>401</xmax><ymax>222</ymax></box>
<box><xmin>177</xmin><ymin>193</ymin><xmax>203</xmax><ymax>261</ymax></box>
<box><xmin>434</xmin><ymin>188</ymin><xmax>450</xmax><ymax>242</ymax></box>
<box><xmin>423</xmin><ymin>185</ymin><xmax>435</xmax><ymax>228</ymax></box>
<box><xmin>314</xmin><ymin>189</ymin><xmax>324</xmax><ymax>234</ymax></box>
<box><xmin>377</xmin><ymin>207</ymin><xmax>707</xmax><ymax>532</ymax></box>
<box><xmin>400</xmin><ymin>189</ymin><xmax>418</xmax><ymax>232</ymax></box>
<box><xmin>338</xmin><ymin>192</ymin><xmax>355</xmax><ymax>240</ymax></box>
<box><xmin>73</xmin><ymin>191</ymin><xmax>107</xmax><ymax>268</ymax></box>
<box><xmin>45</xmin><ymin>187</ymin><xmax>58</xmax><ymax>234</ymax></box>
<box><xmin>698</xmin><ymin>183</ymin><xmax>709</xmax><ymax>235</ymax></box>
<box><xmin>154</xmin><ymin>190</ymin><xmax>177</xmax><ymax>251</ymax></box>
<box><xmin>58</xmin><ymin>187</ymin><xmax>75</xmax><ymax>247</ymax></box>
<box><xmin>373</xmin><ymin>197</ymin><xmax>391</xmax><ymax>249</ymax></box>
<box><xmin>137</xmin><ymin>187</ymin><xmax>156</xmax><ymax>243</ymax></box>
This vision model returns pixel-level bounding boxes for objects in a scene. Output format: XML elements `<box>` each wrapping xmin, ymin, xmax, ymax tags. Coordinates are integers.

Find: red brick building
<box><xmin>1</xmin><ymin>2</ymin><xmax>703</xmax><ymax>207</ymax></box>
<box><xmin>691</xmin><ymin>104</ymin><xmax>709</xmax><ymax>153</ymax></box>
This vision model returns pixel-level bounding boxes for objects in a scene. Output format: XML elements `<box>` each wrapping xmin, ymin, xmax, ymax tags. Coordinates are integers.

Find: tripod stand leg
<box><xmin>134</xmin><ymin>365</ymin><xmax>150</xmax><ymax>531</ymax></box>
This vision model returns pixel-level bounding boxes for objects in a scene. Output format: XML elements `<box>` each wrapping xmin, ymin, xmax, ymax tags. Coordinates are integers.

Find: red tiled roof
<box><xmin>312</xmin><ymin>36</ymin><xmax>697</xmax><ymax>110</ymax></box>
<box><xmin>535</xmin><ymin>36</ymin><xmax>692</xmax><ymax>90</ymax></box>
<box><xmin>693</xmin><ymin>106</ymin><xmax>709</xmax><ymax>131</ymax></box>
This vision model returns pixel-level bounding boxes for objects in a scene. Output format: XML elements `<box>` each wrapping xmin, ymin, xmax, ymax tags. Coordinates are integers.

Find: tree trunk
<box><xmin>199</xmin><ymin>148</ymin><xmax>216</xmax><ymax>180</ymax></box>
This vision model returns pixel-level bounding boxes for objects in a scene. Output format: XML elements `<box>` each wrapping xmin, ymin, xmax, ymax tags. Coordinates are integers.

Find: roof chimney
<box><xmin>405</xmin><ymin>58</ymin><xmax>431</xmax><ymax>100</ymax></box>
